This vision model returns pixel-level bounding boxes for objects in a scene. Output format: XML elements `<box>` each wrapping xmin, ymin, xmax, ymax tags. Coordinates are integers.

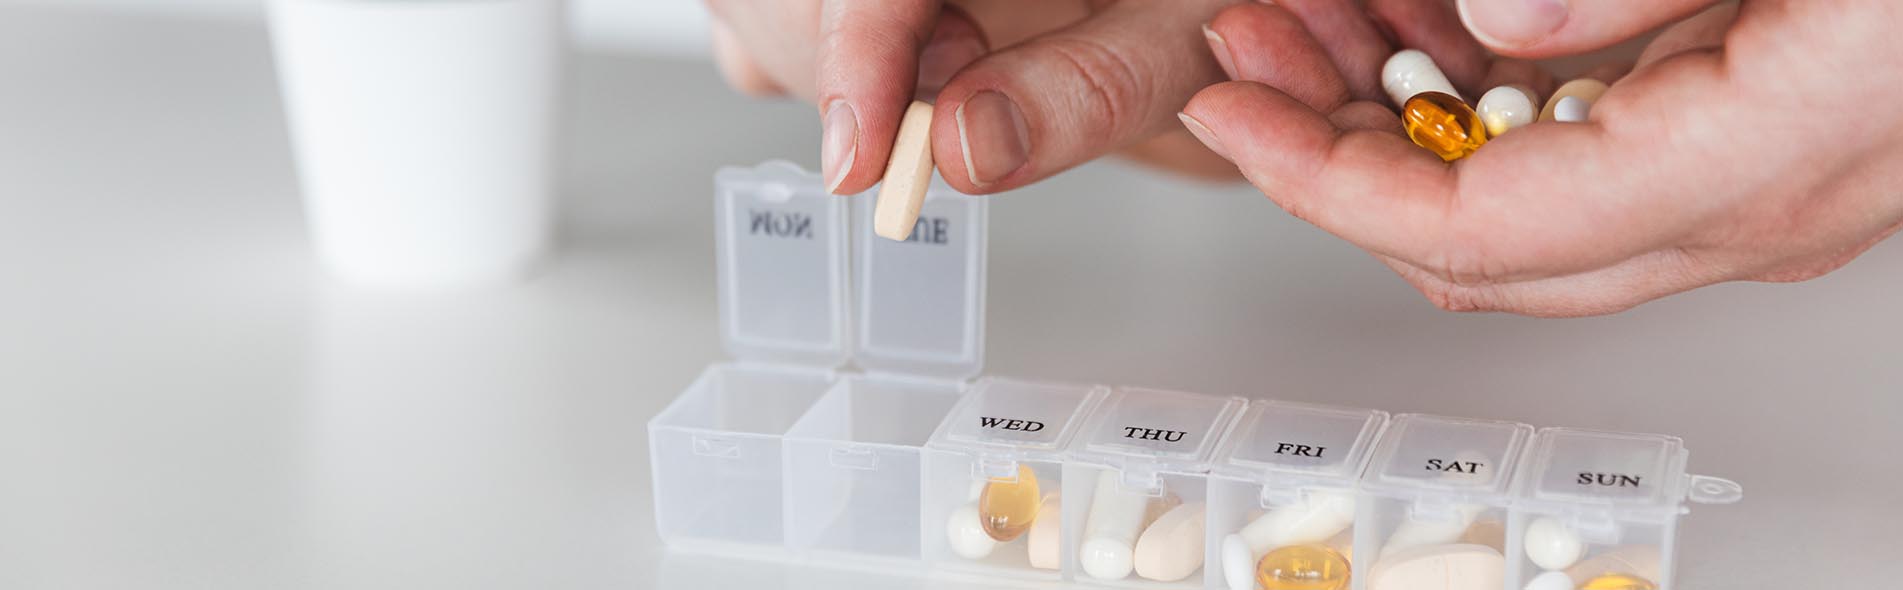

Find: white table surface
<box><xmin>1</xmin><ymin>6</ymin><xmax>1897</xmax><ymax>589</ymax></box>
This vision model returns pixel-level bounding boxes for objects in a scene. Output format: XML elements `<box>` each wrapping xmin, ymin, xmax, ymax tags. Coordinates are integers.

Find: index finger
<box><xmin>816</xmin><ymin>0</ymin><xmax>943</xmax><ymax>194</ymax></box>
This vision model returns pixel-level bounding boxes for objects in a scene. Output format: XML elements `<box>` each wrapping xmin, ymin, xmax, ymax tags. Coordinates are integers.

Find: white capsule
<box><xmin>1080</xmin><ymin>469</ymin><xmax>1154</xmax><ymax>580</ymax></box>
<box><xmin>1477</xmin><ymin>85</ymin><xmax>1537</xmax><ymax>136</ymax></box>
<box><xmin>1524</xmin><ymin>570</ymin><xmax>1577</xmax><ymax>590</ymax></box>
<box><xmin>1380</xmin><ymin>503</ymin><xmax>1482</xmax><ymax>559</ymax></box>
<box><xmin>1027</xmin><ymin>497</ymin><xmax>1062</xmax><ymax>570</ymax></box>
<box><xmin>1552</xmin><ymin>96</ymin><xmax>1591</xmax><ymax>123</ymax></box>
<box><xmin>946</xmin><ymin>501</ymin><xmax>997</xmax><ymax>559</ymax></box>
<box><xmin>1539</xmin><ymin>78</ymin><xmax>1609</xmax><ymax>122</ymax></box>
<box><xmin>1221</xmin><ymin>534</ymin><xmax>1256</xmax><ymax>590</ymax></box>
<box><xmin>1524</xmin><ymin>517</ymin><xmax>1586</xmax><ymax>570</ymax></box>
<box><xmin>1382</xmin><ymin>49</ymin><xmax>1462</xmax><ymax>107</ymax></box>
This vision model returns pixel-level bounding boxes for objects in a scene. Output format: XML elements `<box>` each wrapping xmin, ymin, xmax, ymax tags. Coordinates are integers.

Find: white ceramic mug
<box><xmin>269</xmin><ymin>0</ymin><xmax>563</xmax><ymax>287</ymax></box>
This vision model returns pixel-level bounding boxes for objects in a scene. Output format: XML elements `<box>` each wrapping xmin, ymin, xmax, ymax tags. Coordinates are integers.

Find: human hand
<box><xmin>1181</xmin><ymin>0</ymin><xmax>1903</xmax><ymax>316</ymax></box>
<box><xmin>703</xmin><ymin>0</ymin><xmax>1244</xmax><ymax>195</ymax></box>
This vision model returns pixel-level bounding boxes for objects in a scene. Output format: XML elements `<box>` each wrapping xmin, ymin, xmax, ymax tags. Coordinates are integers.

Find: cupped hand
<box><xmin>1182</xmin><ymin>0</ymin><xmax>1903</xmax><ymax>316</ymax></box>
<box><xmin>704</xmin><ymin>0</ymin><xmax>1244</xmax><ymax>195</ymax></box>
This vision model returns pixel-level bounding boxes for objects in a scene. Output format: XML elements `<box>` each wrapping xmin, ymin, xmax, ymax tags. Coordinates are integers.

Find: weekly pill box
<box><xmin>647</xmin><ymin>160</ymin><xmax>986</xmax><ymax>565</ymax></box>
<box><xmin>647</xmin><ymin>162</ymin><xmax>1742</xmax><ymax>589</ymax></box>
<box><xmin>1504</xmin><ymin>428</ymin><xmax>1741</xmax><ymax>590</ymax></box>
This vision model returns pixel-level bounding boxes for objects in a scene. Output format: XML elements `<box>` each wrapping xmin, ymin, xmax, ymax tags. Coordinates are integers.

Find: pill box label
<box><xmin>980</xmin><ymin>416</ymin><xmax>1046</xmax><ymax>432</ymax></box>
<box><xmin>1576</xmin><ymin>472</ymin><xmax>1642</xmax><ymax>488</ymax></box>
<box><xmin>1121</xmin><ymin>426</ymin><xmax>1189</xmax><ymax>443</ymax></box>
<box><xmin>1424</xmin><ymin>458</ymin><xmax>1485</xmax><ymax>475</ymax></box>
<box><xmin>901</xmin><ymin>217</ymin><xmax>951</xmax><ymax>244</ymax></box>
<box><xmin>1273</xmin><ymin>443</ymin><xmax>1327</xmax><ymax>458</ymax></box>
<box><xmin>747</xmin><ymin>209</ymin><xmax>814</xmax><ymax>239</ymax></box>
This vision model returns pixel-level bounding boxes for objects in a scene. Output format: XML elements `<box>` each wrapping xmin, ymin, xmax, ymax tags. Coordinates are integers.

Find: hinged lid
<box><xmin>1214</xmin><ymin>400</ymin><xmax>1389</xmax><ymax>488</ymax></box>
<box><xmin>927</xmin><ymin>377</ymin><xmax>1107</xmax><ymax>459</ymax></box>
<box><xmin>1363</xmin><ymin>413</ymin><xmax>1534</xmax><ymax>499</ymax></box>
<box><xmin>714</xmin><ymin>161</ymin><xmax>852</xmax><ymax>368</ymax></box>
<box><xmin>1069</xmin><ymin>387</ymin><xmax>1247</xmax><ymax>473</ymax></box>
<box><xmin>851</xmin><ymin>178</ymin><xmax>987</xmax><ymax>379</ymax></box>
<box><xmin>1515</xmin><ymin>427</ymin><xmax>1741</xmax><ymax>511</ymax></box>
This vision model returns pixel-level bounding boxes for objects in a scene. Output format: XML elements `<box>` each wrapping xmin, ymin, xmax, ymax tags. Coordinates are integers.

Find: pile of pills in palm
<box><xmin>1382</xmin><ymin>49</ymin><xmax>1609</xmax><ymax>161</ymax></box>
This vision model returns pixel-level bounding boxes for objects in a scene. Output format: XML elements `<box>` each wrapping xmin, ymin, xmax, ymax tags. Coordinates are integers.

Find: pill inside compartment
<box><xmin>922</xmin><ymin>378</ymin><xmax>1109</xmax><ymax>581</ymax></box>
<box><xmin>1063</xmin><ymin>387</ymin><xmax>1247</xmax><ymax>589</ymax></box>
<box><xmin>1354</xmin><ymin>414</ymin><xmax>1535</xmax><ymax>590</ymax></box>
<box><xmin>1206</xmin><ymin>401</ymin><xmax>1389</xmax><ymax>590</ymax></box>
<box><xmin>1506</xmin><ymin>429</ymin><xmax>1741</xmax><ymax>590</ymax></box>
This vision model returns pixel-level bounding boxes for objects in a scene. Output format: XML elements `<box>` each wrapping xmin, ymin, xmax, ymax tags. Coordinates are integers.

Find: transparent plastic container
<box><xmin>778</xmin><ymin>168</ymin><xmax>988</xmax><ymax>568</ymax></box>
<box><xmin>648</xmin><ymin>161</ymin><xmax>988</xmax><ymax>564</ymax></box>
<box><xmin>1354</xmin><ymin>414</ymin><xmax>1535</xmax><ymax>590</ymax></box>
<box><xmin>1207</xmin><ymin>401</ymin><xmax>1389</xmax><ymax>590</ymax></box>
<box><xmin>1504</xmin><ymin>428</ymin><xmax>1741</xmax><ymax>590</ymax></box>
<box><xmin>1063</xmin><ymin>387</ymin><xmax>1247</xmax><ymax>589</ymax></box>
<box><xmin>920</xmin><ymin>378</ymin><xmax>1110</xmax><ymax>582</ymax></box>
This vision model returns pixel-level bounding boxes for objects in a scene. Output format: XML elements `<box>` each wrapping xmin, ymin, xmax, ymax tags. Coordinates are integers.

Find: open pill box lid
<box><xmin>926</xmin><ymin>378</ymin><xmax>1109</xmax><ymax>461</ymax></box>
<box><xmin>1211</xmin><ymin>400</ymin><xmax>1389</xmax><ymax>492</ymax></box>
<box><xmin>1068</xmin><ymin>387</ymin><xmax>1247</xmax><ymax>475</ymax></box>
<box><xmin>1361</xmin><ymin>413</ymin><xmax>1534</xmax><ymax>501</ymax></box>
<box><xmin>1512</xmin><ymin>427</ymin><xmax>1743</xmax><ymax>513</ymax></box>
<box><xmin>714</xmin><ymin>161</ymin><xmax>986</xmax><ymax>379</ymax></box>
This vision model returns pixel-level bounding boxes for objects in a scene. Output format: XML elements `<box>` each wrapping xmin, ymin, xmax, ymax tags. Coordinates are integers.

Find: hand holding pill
<box><xmin>1183</xmin><ymin>0</ymin><xmax>1903</xmax><ymax>317</ymax></box>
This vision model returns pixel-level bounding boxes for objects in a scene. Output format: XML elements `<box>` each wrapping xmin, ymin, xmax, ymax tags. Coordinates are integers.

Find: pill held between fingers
<box><xmin>1368</xmin><ymin>544</ymin><xmax>1505</xmax><ymax>590</ymax></box>
<box><xmin>1080</xmin><ymin>469</ymin><xmax>1153</xmax><ymax>580</ymax></box>
<box><xmin>1552</xmin><ymin>96</ymin><xmax>1591</xmax><ymax>123</ymax></box>
<box><xmin>947</xmin><ymin>501</ymin><xmax>998</xmax><ymax>559</ymax></box>
<box><xmin>1382</xmin><ymin>49</ymin><xmax>1462</xmax><ymax>107</ymax></box>
<box><xmin>1476</xmin><ymin>85</ymin><xmax>1537</xmax><ymax>137</ymax></box>
<box><xmin>873</xmin><ymin>100</ymin><xmax>934</xmax><ymax>241</ymax></box>
<box><xmin>1539</xmin><ymin>79</ymin><xmax>1609</xmax><ymax>122</ymax></box>
<box><xmin>1134</xmin><ymin>502</ymin><xmax>1206</xmax><ymax>582</ymax></box>
<box><xmin>1523</xmin><ymin>517</ymin><xmax>1585</xmax><ymax>571</ymax></box>
<box><xmin>1028</xmin><ymin>496</ymin><xmax>1062</xmax><ymax>570</ymax></box>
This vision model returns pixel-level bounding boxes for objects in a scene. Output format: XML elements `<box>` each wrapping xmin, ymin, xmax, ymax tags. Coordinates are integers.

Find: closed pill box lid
<box><xmin>927</xmin><ymin>378</ymin><xmax>1108</xmax><ymax>459</ymax></box>
<box><xmin>1070</xmin><ymin>387</ymin><xmax>1247</xmax><ymax>473</ymax></box>
<box><xmin>1213</xmin><ymin>400</ymin><xmax>1389</xmax><ymax>487</ymax></box>
<box><xmin>851</xmin><ymin>179</ymin><xmax>987</xmax><ymax>380</ymax></box>
<box><xmin>1363</xmin><ymin>414</ymin><xmax>1534</xmax><ymax>499</ymax></box>
<box><xmin>715</xmin><ymin>161</ymin><xmax>852</xmax><ymax>368</ymax></box>
<box><xmin>1516</xmin><ymin>428</ymin><xmax>1687</xmax><ymax>508</ymax></box>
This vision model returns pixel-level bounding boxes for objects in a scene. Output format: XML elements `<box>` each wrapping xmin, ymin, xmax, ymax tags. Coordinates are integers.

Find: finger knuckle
<box><xmin>1036</xmin><ymin>35</ymin><xmax>1149</xmax><ymax>141</ymax></box>
<box><xmin>1419</xmin><ymin>283</ymin><xmax>1492</xmax><ymax>313</ymax></box>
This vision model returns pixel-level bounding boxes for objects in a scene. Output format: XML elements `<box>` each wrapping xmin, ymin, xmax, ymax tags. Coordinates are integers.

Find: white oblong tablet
<box><xmin>1221</xmin><ymin>534</ymin><xmax>1256</xmax><ymax>590</ymax></box>
<box><xmin>1242</xmin><ymin>491</ymin><xmax>1358</xmax><ymax>552</ymax></box>
<box><xmin>1380</xmin><ymin>503</ymin><xmax>1481</xmax><ymax>559</ymax></box>
<box><xmin>1080</xmin><ymin>469</ymin><xmax>1152</xmax><ymax>580</ymax></box>
<box><xmin>873</xmin><ymin>100</ymin><xmax>935</xmax><ymax>241</ymax></box>
<box><xmin>1477</xmin><ymin>85</ymin><xmax>1537</xmax><ymax>136</ymax></box>
<box><xmin>1027</xmin><ymin>497</ymin><xmax>1062</xmax><ymax>570</ymax></box>
<box><xmin>1134</xmin><ymin>502</ymin><xmax>1206</xmax><ymax>582</ymax></box>
<box><xmin>1368</xmin><ymin>544</ymin><xmax>1505</xmax><ymax>590</ymax></box>
<box><xmin>1524</xmin><ymin>517</ymin><xmax>1585</xmax><ymax>571</ymax></box>
<box><xmin>947</xmin><ymin>501</ymin><xmax>997</xmax><ymax>559</ymax></box>
<box><xmin>1382</xmin><ymin>49</ymin><xmax>1461</xmax><ymax>107</ymax></box>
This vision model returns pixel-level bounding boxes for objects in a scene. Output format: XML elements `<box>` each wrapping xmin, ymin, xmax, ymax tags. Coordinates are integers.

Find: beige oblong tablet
<box><xmin>1539</xmin><ymin>79</ymin><xmax>1609</xmax><ymax>122</ymax></box>
<box><xmin>874</xmin><ymin>100</ymin><xmax>935</xmax><ymax>241</ymax></box>
<box><xmin>1133</xmin><ymin>501</ymin><xmax>1206</xmax><ymax>582</ymax></box>
<box><xmin>1027</xmin><ymin>497</ymin><xmax>1062</xmax><ymax>570</ymax></box>
<box><xmin>1368</xmin><ymin>543</ymin><xmax>1505</xmax><ymax>590</ymax></box>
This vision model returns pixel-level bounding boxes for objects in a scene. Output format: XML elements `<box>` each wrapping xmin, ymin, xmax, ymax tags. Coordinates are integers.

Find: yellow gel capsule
<box><xmin>1577</xmin><ymin>573</ymin><xmax>1657</xmax><ymax>590</ymax></box>
<box><xmin>1402</xmin><ymin>91</ymin><xmax>1488</xmax><ymax>162</ymax></box>
<box><xmin>979</xmin><ymin>464</ymin><xmax>1041</xmax><ymax>541</ymax></box>
<box><xmin>1256</xmin><ymin>544</ymin><xmax>1351</xmax><ymax>590</ymax></box>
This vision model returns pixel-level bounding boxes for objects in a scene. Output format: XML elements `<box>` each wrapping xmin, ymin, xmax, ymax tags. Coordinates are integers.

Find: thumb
<box><xmin>1456</xmin><ymin>0</ymin><xmax>1720</xmax><ymax>58</ymax></box>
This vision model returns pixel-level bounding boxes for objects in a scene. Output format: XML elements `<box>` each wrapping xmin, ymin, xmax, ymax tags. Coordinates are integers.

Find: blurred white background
<box><xmin>9</xmin><ymin>0</ymin><xmax>715</xmax><ymax>55</ymax></box>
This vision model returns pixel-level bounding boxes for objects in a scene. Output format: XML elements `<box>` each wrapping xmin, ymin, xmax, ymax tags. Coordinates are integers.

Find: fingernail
<box><xmin>822</xmin><ymin>101</ymin><xmax>858</xmax><ymax>194</ymax></box>
<box><xmin>1177</xmin><ymin>113</ymin><xmax>1231</xmax><ymax>161</ymax></box>
<box><xmin>1459</xmin><ymin>0</ymin><xmax>1569</xmax><ymax>49</ymax></box>
<box><xmin>917</xmin><ymin>36</ymin><xmax>987</xmax><ymax>99</ymax></box>
<box><xmin>955</xmin><ymin>91</ymin><xmax>1030</xmax><ymax>187</ymax></box>
<box><xmin>1202</xmin><ymin>25</ymin><xmax>1239</xmax><ymax>80</ymax></box>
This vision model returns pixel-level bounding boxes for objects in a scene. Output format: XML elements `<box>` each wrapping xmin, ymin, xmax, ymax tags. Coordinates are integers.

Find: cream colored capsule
<box><xmin>1476</xmin><ymin>85</ymin><xmax>1537</xmax><ymax>136</ymax></box>
<box><xmin>1539</xmin><ymin>79</ymin><xmax>1609</xmax><ymax>122</ymax></box>
<box><xmin>1383</xmin><ymin>49</ymin><xmax>1462</xmax><ymax>107</ymax></box>
<box><xmin>873</xmin><ymin>100</ymin><xmax>934</xmax><ymax>241</ymax></box>
<box><xmin>1027</xmin><ymin>497</ymin><xmax>1063</xmax><ymax>570</ymax></box>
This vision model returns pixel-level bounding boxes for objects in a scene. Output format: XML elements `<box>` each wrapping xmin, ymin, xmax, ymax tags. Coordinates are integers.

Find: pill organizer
<box><xmin>647</xmin><ymin>162</ymin><xmax>1743</xmax><ymax>589</ymax></box>
<box><xmin>1504</xmin><ymin>428</ymin><xmax>1741</xmax><ymax>590</ymax></box>
<box><xmin>647</xmin><ymin>160</ymin><xmax>987</xmax><ymax>565</ymax></box>
<box><xmin>1207</xmin><ymin>401</ymin><xmax>1389</xmax><ymax>590</ymax></box>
